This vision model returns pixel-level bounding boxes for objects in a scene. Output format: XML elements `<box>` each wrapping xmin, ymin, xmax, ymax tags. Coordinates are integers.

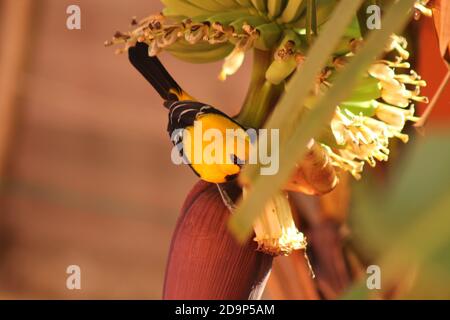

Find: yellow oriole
<box><xmin>128</xmin><ymin>42</ymin><xmax>250</xmax><ymax>184</ymax></box>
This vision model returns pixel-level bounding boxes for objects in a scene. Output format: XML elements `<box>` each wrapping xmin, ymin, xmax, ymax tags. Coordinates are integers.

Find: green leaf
<box><xmin>344</xmin><ymin>131</ymin><xmax>450</xmax><ymax>299</ymax></box>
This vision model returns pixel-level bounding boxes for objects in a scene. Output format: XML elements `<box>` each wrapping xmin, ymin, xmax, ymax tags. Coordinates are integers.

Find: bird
<box><xmin>128</xmin><ymin>42</ymin><xmax>250</xmax><ymax>186</ymax></box>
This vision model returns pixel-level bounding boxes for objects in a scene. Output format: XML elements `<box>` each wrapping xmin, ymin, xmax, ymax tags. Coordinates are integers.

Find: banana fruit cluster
<box><xmin>106</xmin><ymin>0</ymin><xmax>339</xmax><ymax>81</ymax></box>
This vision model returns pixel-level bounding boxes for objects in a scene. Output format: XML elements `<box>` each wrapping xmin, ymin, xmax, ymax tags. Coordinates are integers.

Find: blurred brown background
<box><xmin>0</xmin><ymin>0</ymin><xmax>251</xmax><ymax>299</ymax></box>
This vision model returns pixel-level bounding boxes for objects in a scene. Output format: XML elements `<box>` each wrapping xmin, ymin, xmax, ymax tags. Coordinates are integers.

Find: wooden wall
<box><xmin>0</xmin><ymin>0</ymin><xmax>250</xmax><ymax>298</ymax></box>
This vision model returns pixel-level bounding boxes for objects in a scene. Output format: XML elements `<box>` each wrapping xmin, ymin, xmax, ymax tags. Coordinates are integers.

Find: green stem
<box><xmin>306</xmin><ymin>0</ymin><xmax>317</xmax><ymax>44</ymax></box>
<box><xmin>312</xmin><ymin>0</ymin><xmax>318</xmax><ymax>36</ymax></box>
<box><xmin>237</xmin><ymin>49</ymin><xmax>282</xmax><ymax>129</ymax></box>
<box><xmin>357</xmin><ymin>0</ymin><xmax>377</xmax><ymax>37</ymax></box>
<box><xmin>251</xmin><ymin>81</ymin><xmax>284</xmax><ymax>129</ymax></box>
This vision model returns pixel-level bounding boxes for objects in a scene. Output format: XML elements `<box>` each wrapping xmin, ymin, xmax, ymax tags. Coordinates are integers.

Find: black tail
<box><xmin>128</xmin><ymin>42</ymin><xmax>183</xmax><ymax>101</ymax></box>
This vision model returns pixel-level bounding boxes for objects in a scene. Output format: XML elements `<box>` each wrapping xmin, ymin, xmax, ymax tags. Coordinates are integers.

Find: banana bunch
<box><xmin>197</xmin><ymin>0</ymin><xmax>337</xmax><ymax>80</ymax></box>
<box><xmin>167</xmin><ymin>40</ymin><xmax>235</xmax><ymax>63</ymax></box>
<box><xmin>107</xmin><ymin>1</ymin><xmax>429</xmax><ymax>261</ymax></box>
<box><xmin>166</xmin><ymin>0</ymin><xmax>310</xmax><ymax>24</ymax></box>
<box><xmin>107</xmin><ymin>1</ymin><xmax>341</xmax><ymax>70</ymax></box>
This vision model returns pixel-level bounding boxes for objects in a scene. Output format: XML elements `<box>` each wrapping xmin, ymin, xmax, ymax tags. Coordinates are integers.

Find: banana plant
<box><xmin>107</xmin><ymin>0</ymin><xmax>434</xmax><ymax>299</ymax></box>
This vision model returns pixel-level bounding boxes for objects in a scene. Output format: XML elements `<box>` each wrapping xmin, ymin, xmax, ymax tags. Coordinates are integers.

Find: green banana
<box><xmin>334</xmin><ymin>20</ymin><xmax>362</xmax><ymax>54</ymax></box>
<box><xmin>165</xmin><ymin>38</ymin><xmax>212</xmax><ymax>52</ymax></box>
<box><xmin>161</xmin><ymin>7</ymin><xmax>178</xmax><ymax>17</ymax></box>
<box><xmin>327</xmin><ymin>73</ymin><xmax>381</xmax><ymax>102</ymax></box>
<box><xmin>161</xmin><ymin>0</ymin><xmax>212</xmax><ymax>17</ymax></box>
<box><xmin>266</xmin><ymin>58</ymin><xmax>298</xmax><ymax>85</ymax></box>
<box><xmin>188</xmin><ymin>14</ymin><xmax>215</xmax><ymax>23</ymax></box>
<box><xmin>216</xmin><ymin>0</ymin><xmax>243</xmax><ymax>9</ymax></box>
<box><xmin>344</xmin><ymin>17</ymin><xmax>361</xmax><ymax>39</ymax></box>
<box><xmin>206</xmin><ymin>11</ymin><xmax>251</xmax><ymax>25</ymax></box>
<box><xmin>337</xmin><ymin>75</ymin><xmax>381</xmax><ymax>116</ymax></box>
<box><xmin>267</xmin><ymin>0</ymin><xmax>287</xmax><ymax>20</ymax></box>
<box><xmin>251</xmin><ymin>0</ymin><xmax>268</xmax><ymax>14</ymax></box>
<box><xmin>254</xmin><ymin>22</ymin><xmax>282</xmax><ymax>50</ymax></box>
<box><xmin>230</xmin><ymin>15</ymin><xmax>268</xmax><ymax>33</ymax></box>
<box><xmin>331</xmin><ymin>18</ymin><xmax>362</xmax><ymax>55</ymax></box>
<box><xmin>233</xmin><ymin>0</ymin><xmax>254</xmax><ymax>8</ymax></box>
<box><xmin>347</xmin><ymin>76</ymin><xmax>382</xmax><ymax>101</ymax></box>
<box><xmin>265</xmin><ymin>30</ymin><xmax>302</xmax><ymax>84</ymax></box>
<box><xmin>291</xmin><ymin>0</ymin><xmax>338</xmax><ymax>28</ymax></box>
<box><xmin>339</xmin><ymin>100</ymin><xmax>377</xmax><ymax>117</ymax></box>
<box><xmin>278</xmin><ymin>0</ymin><xmax>306</xmax><ymax>24</ymax></box>
<box><xmin>167</xmin><ymin>41</ymin><xmax>234</xmax><ymax>63</ymax></box>
<box><xmin>185</xmin><ymin>0</ymin><xmax>227</xmax><ymax>11</ymax></box>
<box><xmin>278</xmin><ymin>29</ymin><xmax>302</xmax><ymax>49</ymax></box>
